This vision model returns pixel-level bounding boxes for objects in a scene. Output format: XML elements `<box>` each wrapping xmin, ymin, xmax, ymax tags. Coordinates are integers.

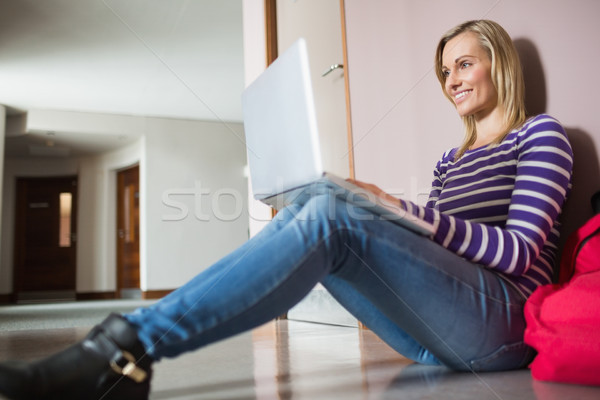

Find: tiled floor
<box><xmin>1</xmin><ymin>302</ymin><xmax>599</xmax><ymax>399</ymax></box>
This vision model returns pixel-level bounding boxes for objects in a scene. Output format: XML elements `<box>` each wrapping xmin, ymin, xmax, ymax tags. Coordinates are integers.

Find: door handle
<box><xmin>322</xmin><ymin>64</ymin><xmax>344</xmax><ymax>77</ymax></box>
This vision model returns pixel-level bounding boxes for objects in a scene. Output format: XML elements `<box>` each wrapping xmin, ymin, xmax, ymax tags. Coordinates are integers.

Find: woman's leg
<box><xmin>316</xmin><ymin>207</ymin><xmax>533</xmax><ymax>371</ymax></box>
<box><xmin>321</xmin><ymin>264</ymin><xmax>532</xmax><ymax>372</ymax></box>
<box><xmin>321</xmin><ymin>276</ymin><xmax>442</xmax><ymax>366</ymax></box>
<box><xmin>126</xmin><ymin>192</ymin><xmax>532</xmax><ymax>371</ymax></box>
<box><xmin>0</xmin><ymin>192</ymin><xmax>531</xmax><ymax>399</ymax></box>
<box><xmin>124</xmin><ymin>197</ymin><xmax>342</xmax><ymax>359</ymax></box>
<box><xmin>0</xmin><ymin>203</ymin><xmax>316</xmax><ymax>400</ymax></box>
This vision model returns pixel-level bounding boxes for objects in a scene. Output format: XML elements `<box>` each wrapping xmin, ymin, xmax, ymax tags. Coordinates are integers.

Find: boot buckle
<box><xmin>110</xmin><ymin>351</ymin><xmax>147</xmax><ymax>383</ymax></box>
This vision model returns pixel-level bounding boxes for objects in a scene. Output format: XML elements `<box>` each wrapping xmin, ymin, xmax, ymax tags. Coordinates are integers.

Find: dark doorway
<box><xmin>116</xmin><ymin>165</ymin><xmax>140</xmax><ymax>298</ymax></box>
<box><xmin>13</xmin><ymin>176</ymin><xmax>78</xmax><ymax>302</ymax></box>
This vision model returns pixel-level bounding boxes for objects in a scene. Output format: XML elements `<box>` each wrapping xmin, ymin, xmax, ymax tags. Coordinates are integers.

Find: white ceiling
<box><xmin>0</xmin><ymin>0</ymin><xmax>245</xmax><ymax>157</ymax></box>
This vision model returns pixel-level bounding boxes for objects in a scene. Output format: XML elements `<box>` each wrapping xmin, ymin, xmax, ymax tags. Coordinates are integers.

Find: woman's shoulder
<box><xmin>515</xmin><ymin>114</ymin><xmax>566</xmax><ymax>136</ymax></box>
<box><xmin>511</xmin><ymin>114</ymin><xmax>571</xmax><ymax>154</ymax></box>
<box><xmin>436</xmin><ymin>147</ymin><xmax>457</xmax><ymax>165</ymax></box>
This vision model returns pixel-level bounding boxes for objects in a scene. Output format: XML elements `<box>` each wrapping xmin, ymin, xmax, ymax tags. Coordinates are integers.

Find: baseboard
<box><xmin>142</xmin><ymin>289</ymin><xmax>174</xmax><ymax>300</ymax></box>
<box><xmin>1</xmin><ymin>292</ymin><xmax>117</xmax><ymax>304</ymax></box>
<box><xmin>16</xmin><ymin>291</ymin><xmax>76</xmax><ymax>304</ymax></box>
<box><xmin>1</xmin><ymin>291</ymin><xmax>161</xmax><ymax>303</ymax></box>
<box><xmin>76</xmin><ymin>291</ymin><xmax>118</xmax><ymax>301</ymax></box>
<box><xmin>75</xmin><ymin>290</ymin><xmax>173</xmax><ymax>300</ymax></box>
<box><xmin>0</xmin><ymin>293</ymin><xmax>13</xmax><ymax>304</ymax></box>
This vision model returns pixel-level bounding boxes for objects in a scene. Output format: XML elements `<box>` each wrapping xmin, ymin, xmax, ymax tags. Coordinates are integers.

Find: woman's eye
<box><xmin>460</xmin><ymin>62</ymin><xmax>471</xmax><ymax>69</ymax></box>
<box><xmin>442</xmin><ymin>70</ymin><xmax>450</xmax><ymax>77</ymax></box>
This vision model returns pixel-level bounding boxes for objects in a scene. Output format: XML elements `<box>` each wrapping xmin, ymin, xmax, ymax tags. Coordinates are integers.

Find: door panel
<box><xmin>14</xmin><ymin>177</ymin><xmax>78</xmax><ymax>296</ymax></box>
<box><xmin>116</xmin><ymin>165</ymin><xmax>140</xmax><ymax>297</ymax></box>
<box><xmin>276</xmin><ymin>0</ymin><xmax>350</xmax><ymax>178</ymax></box>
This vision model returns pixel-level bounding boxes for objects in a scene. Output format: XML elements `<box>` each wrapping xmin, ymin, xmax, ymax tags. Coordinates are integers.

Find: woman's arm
<box><xmin>412</xmin><ymin>117</ymin><xmax>572</xmax><ymax>276</ymax></box>
<box><xmin>345</xmin><ymin>179</ymin><xmax>403</xmax><ymax>208</ymax></box>
<box><xmin>349</xmin><ymin>116</ymin><xmax>573</xmax><ymax>277</ymax></box>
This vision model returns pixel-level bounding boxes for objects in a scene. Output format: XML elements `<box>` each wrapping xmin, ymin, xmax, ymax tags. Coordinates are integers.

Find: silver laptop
<box><xmin>242</xmin><ymin>38</ymin><xmax>434</xmax><ymax>236</ymax></box>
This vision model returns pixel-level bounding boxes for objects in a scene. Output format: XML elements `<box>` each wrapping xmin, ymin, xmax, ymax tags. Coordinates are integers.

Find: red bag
<box><xmin>558</xmin><ymin>213</ymin><xmax>600</xmax><ymax>284</ymax></box>
<box><xmin>524</xmin><ymin>213</ymin><xmax>600</xmax><ymax>385</ymax></box>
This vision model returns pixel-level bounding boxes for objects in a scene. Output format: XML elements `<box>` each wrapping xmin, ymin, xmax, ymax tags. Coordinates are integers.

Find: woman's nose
<box><xmin>445</xmin><ymin>72</ymin><xmax>460</xmax><ymax>93</ymax></box>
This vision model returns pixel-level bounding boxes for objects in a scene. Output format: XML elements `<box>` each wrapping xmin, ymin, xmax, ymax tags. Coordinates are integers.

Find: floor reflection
<box><xmin>251</xmin><ymin>320</ymin><xmax>412</xmax><ymax>399</ymax></box>
<box><xmin>249</xmin><ymin>320</ymin><xmax>600</xmax><ymax>400</ymax></box>
<box><xmin>1</xmin><ymin>312</ymin><xmax>600</xmax><ymax>400</ymax></box>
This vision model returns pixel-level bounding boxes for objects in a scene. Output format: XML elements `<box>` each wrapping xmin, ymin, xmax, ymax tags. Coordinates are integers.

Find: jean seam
<box><xmin>469</xmin><ymin>341</ymin><xmax>532</xmax><ymax>371</ymax></box>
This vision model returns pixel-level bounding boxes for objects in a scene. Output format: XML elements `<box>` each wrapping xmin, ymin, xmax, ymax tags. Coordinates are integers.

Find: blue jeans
<box><xmin>125</xmin><ymin>192</ymin><xmax>534</xmax><ymax>371</ymax></box>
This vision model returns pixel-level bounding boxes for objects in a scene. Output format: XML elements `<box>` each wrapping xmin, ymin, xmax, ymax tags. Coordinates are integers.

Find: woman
<box><xmin>0</xmin><ymin>20</ymin><xmax>573</xmax><ymax>399</ymax></box>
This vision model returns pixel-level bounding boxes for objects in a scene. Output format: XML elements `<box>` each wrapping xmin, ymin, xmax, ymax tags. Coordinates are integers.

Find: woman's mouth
<box><xmin>454</xmin><ymin>90</ymin><xmax>472</xmax><ymax>102</ymax></box>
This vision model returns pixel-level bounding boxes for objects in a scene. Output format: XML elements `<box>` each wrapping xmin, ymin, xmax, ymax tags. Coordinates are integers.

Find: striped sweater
<box><xmin>402</xmin><ymin>114</ymin><xmax>573</xmax><ymax>297</ymax></box>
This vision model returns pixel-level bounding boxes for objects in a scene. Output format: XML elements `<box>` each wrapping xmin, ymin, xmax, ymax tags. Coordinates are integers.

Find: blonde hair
<box><xmin>435</xmin><ymin>20</ymin><xmax>527</xmax><ymax>159</ymax></box>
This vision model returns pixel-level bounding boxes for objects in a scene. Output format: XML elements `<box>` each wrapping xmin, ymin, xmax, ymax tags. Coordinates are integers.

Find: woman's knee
<box><xmin>297</xmin><ymin>192</ymin><xmax>341</xmax><ymax>222</ymax></box>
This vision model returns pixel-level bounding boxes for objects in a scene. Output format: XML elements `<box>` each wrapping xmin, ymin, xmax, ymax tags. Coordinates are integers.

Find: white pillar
<box><xmin>242</xmin><ymin>0</ymin><xmax>273</xmax><ymax>237</ymax></box>
<box><xmin>0</xmin><ymin>105</ymin><xmax>7</xmax><ymax>294</ymax></box>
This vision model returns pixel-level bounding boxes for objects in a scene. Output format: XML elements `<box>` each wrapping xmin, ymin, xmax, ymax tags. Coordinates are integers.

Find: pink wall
<box><xmin>344</xmin><ymin>0</ymin><xmax>600</xmax><ymax>247</ymax></box>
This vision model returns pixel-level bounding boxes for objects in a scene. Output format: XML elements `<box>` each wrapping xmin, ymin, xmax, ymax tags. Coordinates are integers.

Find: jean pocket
<box><xmin>469</xmin><ymin>341</ymin><xmax>535</xmax><ymax>372</ymax></box>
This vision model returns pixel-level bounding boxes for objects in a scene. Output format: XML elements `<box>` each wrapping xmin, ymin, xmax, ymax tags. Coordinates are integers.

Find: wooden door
<box><xmin>276</xmin><ymin>0</ymin><xmax>353</xmax><ymax>178</ymax></box>
<box><xmin>116</xmin><ymin>165</ymin><xmax>140</xmax><ymax>297</ymax></box>
<box><xmin>13</xmin><ymin>177</ymin><xmax>78</xmax><ymax>299</ymax></box>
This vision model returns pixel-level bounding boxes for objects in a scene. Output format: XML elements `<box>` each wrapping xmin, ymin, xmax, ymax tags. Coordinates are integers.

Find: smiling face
<box><xmin>441</xmin><ymin>32</ymin><xmax>498</xmax><ymax>120</ymax></box>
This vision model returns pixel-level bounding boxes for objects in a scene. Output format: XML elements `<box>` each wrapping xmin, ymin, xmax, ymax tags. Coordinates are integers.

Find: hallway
<box><xmin>1</xmin><ymin>300</ymin><xmax>598</xmax><ymax>399</ymax></box>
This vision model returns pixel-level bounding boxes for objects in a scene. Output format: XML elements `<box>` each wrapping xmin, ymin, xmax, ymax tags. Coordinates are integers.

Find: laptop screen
<box><xmin>242</xmin><ymin>38</ymin><xmax>323</xmax><ymax>200</ymax></box>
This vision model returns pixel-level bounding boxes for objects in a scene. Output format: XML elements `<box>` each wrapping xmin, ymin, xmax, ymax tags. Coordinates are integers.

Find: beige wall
<box><xmin>142</xmin><ymin>118</ymin><xmax>249</xmax><ymax>291</ymax></box>
<box><xmin>344</xmin><ymin>0</ymin><xmax>600</xmax><ymax>246</ymax></box>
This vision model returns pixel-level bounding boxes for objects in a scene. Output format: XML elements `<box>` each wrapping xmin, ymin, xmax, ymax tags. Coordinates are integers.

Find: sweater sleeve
<box><xmin>402</xmin><ymin>117</ymin><xmax>573</xmax><ymax>276</ymax></box>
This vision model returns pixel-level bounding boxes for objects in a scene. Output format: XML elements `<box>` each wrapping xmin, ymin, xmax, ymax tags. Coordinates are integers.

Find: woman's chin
<box><xmin>456</xmin><ymin>109</ymin><xmax>473</xmax><ymax>118</ymax></box>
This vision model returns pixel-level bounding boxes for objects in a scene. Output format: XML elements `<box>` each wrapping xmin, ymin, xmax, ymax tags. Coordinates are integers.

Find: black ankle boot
<box><xmin>0</xmin><ymin>313</ymin><xmax>153</xmax><ymax>400</ymax></box>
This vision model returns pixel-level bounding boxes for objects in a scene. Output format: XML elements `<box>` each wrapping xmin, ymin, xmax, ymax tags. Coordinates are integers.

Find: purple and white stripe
<box><xmin>404</xmin><ymin>114</ymin><xmax>573</xmax><ymax>297</ymax></box>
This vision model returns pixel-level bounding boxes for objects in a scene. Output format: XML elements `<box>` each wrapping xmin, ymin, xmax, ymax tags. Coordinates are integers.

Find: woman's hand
<box><xmin>346</xmin><ymin>179</ymin><xmax>402</xmax><ymax>208</ymax></box>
